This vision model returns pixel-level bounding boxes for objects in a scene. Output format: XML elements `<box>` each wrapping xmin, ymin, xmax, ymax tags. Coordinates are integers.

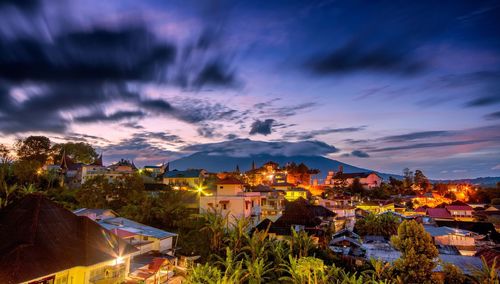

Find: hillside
<box><xmin>170</xmin><ymin>152</ymin><xmax>400</xmax><ymax>181</ymax></box>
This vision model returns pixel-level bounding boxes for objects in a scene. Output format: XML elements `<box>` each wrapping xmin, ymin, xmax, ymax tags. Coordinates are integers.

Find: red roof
<box><xmin>426</xmin><ymin>208</ymin><xmax>453</xmax><ymax>219</ymax></box>
<box><xmin>216</xmin><ymin>177</ymin><xmax>244</xmax><ymax>185</ymax></box>
<box><xmin>446</xmin><ymin>205</ymin><xmax>473</xmax><ymax>211</ymax></box>
<box><xmin>415</xmin><ymin>207</ymin><xmax>427</xmax><ymax>213</ymax></box>
<box><xmin>148</xmin><ymin>257</ymin><xmax>167</xmax><ymax>272</ymax></box>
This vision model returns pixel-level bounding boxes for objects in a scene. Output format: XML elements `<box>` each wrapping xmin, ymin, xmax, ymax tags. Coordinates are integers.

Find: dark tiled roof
<box><xmin>333</xmin><ymin>172</ymin><xmax>378</xmax><ymax>179</ymax></box>
<box><xmin>163</xmin><ymin>169</ymin><xmax>203</xmax><ymax>178</ymax></box>
<box><xmin>0</xmin><ymin>195</ymin><xmax>137</xmax><ymax>284</ymax></box>
<box><xmin>265</xmin><ymin>199</ymin><xmax>335</xmax><ymax>236</ymax></box>
<box><xmin>216</xmin><ymin>177</ymin><xmax>244</xmax><ymax>185</ymax></box>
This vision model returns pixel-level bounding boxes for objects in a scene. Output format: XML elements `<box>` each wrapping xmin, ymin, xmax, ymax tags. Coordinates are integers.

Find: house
<box><xmin>0</xmin><ymin>195</ymin><xmax>137</xmax><ymax>284</ymax></box>
<box><xmin>316</xmin><ymin>198</ymin><xmax>356</xmax><ymax>230</ymax></box>
<box><xmin>363</xmin><ymin>240</ymin><xmax>484</xmax><ymax>276</ymax></box>
<box><xmin>143</xmin><ymin>163</ymin><xmax>167</xmax><ymax>178</ymax></box>
<box><xmin>325</xmin><ymin>167</ymin><xmax>382</xmax><ymax>189</ymax></box>
<box><xmin>356</xmin><ymin>201</ymin><xmax>395</xmax><ymax>214</ymax></box>
<box><xmin>250</xmin><ymin>185</ymin><xmax>285</xmax><ymax>220</ymax></box>
<box><xmin>128</xmin><ymin>257</ymin><xmax>175</xmax><ymax>284</ymax></box>
<box><xmin>424</xmin><ymin>225</ymin><xmax>479</xmax><ymax>256</ymax></box>
<box><xmin>80</xmin><ymin>157</ymin><xmax>138</xmax><ymax>184</ymax></box>
<box><xmin>426</xmin><ymin>208</ymin><xmax>453</xmax><ymax>221</ymax></box>
<box><xmin>255</xmin><ymin>198</ymin><xmax>335</xmax><ymax>239</ymax></box>
<box><xmin>73</xmin><ymin>208</ymin><xmax>118</xmax><ymax>221</ymax></box>
<box><xmin>74</xmin><ymin>209</ymin><xmax>178</xmax><ymax>256</ymax></box>
<box><xmin>162</xmin><ymin>169</ymin><xmax>207</xmax><ymax>190</ymax></box>
<box><xmin>98</xmin><ymin>217</ymin><xmax>178</xmax><ymax>256</ymax></box>
<box><xmin>445</xmin><ymin>204</ymin><xmax>474</xmax><ymax>221</ymax></box>
<box><xmin>199</xmin><ymin>177</ymin><xmax>263</xmax><ymax>224</ymax></box>
<box><xmin>282</xmin><ymin>187</ymin><xmax>309</xmax><ymax>201</ymax></box>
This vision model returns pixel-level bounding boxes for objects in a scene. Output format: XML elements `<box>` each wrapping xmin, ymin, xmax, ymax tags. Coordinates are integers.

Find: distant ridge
<box><xmin>170</xmin><ymin>152</ymin><xmax>401</xmax><ymax>181</ymax></box>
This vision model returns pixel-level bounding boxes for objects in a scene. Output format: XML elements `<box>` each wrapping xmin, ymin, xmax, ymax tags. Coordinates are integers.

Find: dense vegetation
<box><xmin>1</xmin><ymin>136</ymin><xmax>499</xmax><ymax>283</ymax></box>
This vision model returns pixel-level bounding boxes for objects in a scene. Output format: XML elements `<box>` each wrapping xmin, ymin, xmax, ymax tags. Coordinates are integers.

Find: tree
<box><xmin>16</xmin><ymin>136</ymin><xmax>52</xmax><ymax>165</ymax></box>
<box><xmin>12</xmin><ymin>160</ymin><xmax>40</xmax><ymax>185</ymax></box>
<box><xmin>403</xmin><ymin>168</ymin><xmax>414</xmax><ymax>189</ymax></box>
<box><xmin>414</xmin><ymin>170</ymin><xmax>431</xmax><ymax>191</ymax></box>
<box><xmin>471</xmin><ymin>256</ymin><xmax>499</xmax><ymax>284</ymax></box>
<box><xmin>442</xmin><ymin>263</ymin><xmax>466</xmax><ymax>284</ymax></box>
<box><xmin>200</xmin><ymin>207</ymin><xmax>229</xmax><ymax>254</ymax></box>
<box><xmin>350</xmin><ymin>178</ymin><xmax>364</xmax><ymax>194</ymax></box>
<box><xmin>0</xmin><ymin>143</ymin><xmax>12</xmax><ymax>164</ymax></box>
<box><xmin>391</xmin><ymin>220</ymin><xmax>438</xmax><ymax>284</ymax></box>
<box><xmin>51</xmin><ymin>142</ymin><xmax>98</xmax><ymax>164</ymax></box>
<box><xmin>355</xmin><ymin>213</ymin><xmax>399</xmax><ymax>238</ymax></box>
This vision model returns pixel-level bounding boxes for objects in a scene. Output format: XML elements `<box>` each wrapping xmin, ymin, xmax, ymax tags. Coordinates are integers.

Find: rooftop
<box><xmin>0</xmin><ymin>195</ymin><xmax>137</xmax><ymax>284</ymax></box>
<box><xmin>99</xmin><ymin>217</ymin><xmax>177</xmax><ymax>240</ymax></box>
<box><xmin>163</xmin><ymin>169</ymin><xmax>203</xmax><ymax>178</ymax></box>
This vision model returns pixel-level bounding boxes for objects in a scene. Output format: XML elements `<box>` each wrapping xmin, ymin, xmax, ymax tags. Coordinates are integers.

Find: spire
<box><xmin>92</xmin><ymin>153</ymin><xmax>103</xmax><ymax>166</ymax></box>
<box><xmin>235</xmin><ymin>165</ymin><xmax>240</xmax><ymax>173</ymax></box>
<box><xmin>165</xmin><ymin>162</ymin><xmax>170</xmax><ymax>172</ymax></box>
<box><xmin>251</xmin><ymin>160</ymin><xmax>256</xmax><ymax>171</ymax></box>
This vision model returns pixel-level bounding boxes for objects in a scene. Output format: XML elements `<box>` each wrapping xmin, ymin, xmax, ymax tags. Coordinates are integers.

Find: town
<box><xmin>1</xmin><ymin>137</ymin><xmax>499</xmax><ymax>283</ymax></box>
<box><xmin>1</xmin><ymin>0</ymin><xmax>499</xmax><ymax>283</ymax></box>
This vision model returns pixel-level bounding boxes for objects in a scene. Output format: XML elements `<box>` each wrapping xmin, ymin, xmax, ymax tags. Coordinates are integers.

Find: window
<box><xmin>222</xmin><ymin>204</ymin><xmax>227</xmax><ymax>210</ymax></box>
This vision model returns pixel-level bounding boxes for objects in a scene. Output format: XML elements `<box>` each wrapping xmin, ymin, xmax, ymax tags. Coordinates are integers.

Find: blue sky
<box><xmin>0</xmin><ymin>0</ymin><xmax>499</xmax><ymax>179</ymax></box>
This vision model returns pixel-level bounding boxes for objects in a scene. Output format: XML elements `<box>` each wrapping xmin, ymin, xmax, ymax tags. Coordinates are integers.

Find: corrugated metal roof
<box><xmin>98</xmin><ymin>217</ymin><xmax>177</xmax><ymax>240</ymax></box>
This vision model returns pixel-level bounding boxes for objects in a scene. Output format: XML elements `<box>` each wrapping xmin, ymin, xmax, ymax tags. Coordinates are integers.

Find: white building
<box><xmin>199</xmin><ymin>177</ymin><xmax>263</xmax><ymax>225</ymax></box>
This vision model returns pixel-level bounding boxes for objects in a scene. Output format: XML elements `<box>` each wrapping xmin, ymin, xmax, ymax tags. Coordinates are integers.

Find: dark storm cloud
<box><xmin>0</xmin><ymin>27</ymin><xmax>176</xmax><ymax>83</ymax></box>
<box><xmin>304</xmin><ymin>39</ymin><xmax>424</xmax><ymax>76</ymax></box>
<box><xmin>182</xmin><ymin>138</ymin><xmax>339</xmax><ymax>157</ymax></box>
<box><xmin>0</xmin><ymin>0</ymin><xmax>39</xmax><ymax>11</ymax></box>
<box><xmin>485</xmin><ymin>111</ymin><xmax>500</xmax><ymax>120</ymax></box>
<box><xmin>0</xmin><ymin>0</ymin><xmax>243</xmax><ymax>134</ymax></box>
<box><xmin>381</xmin><ymin>130</ymin><xmax>452</xmax><ymax>142</ymax></box>
<box><xmin>249</xmin><ymin>119</ymin><xmax>275</xmax><ymax>135</ymax></box>
<box><xmin>193</xmin><ymin>60</ymin><xmax>238</xmax><ymax>88</ymax></box>
<box><xmin>74</xmin><ymin>110</ymin><xmax>145</xmax><ymax>123</ymax></box>
<box><xmin>0</xmin><ymin>23</ymin><xmax>175</xmax><ymax>134</ymax></box>
<box><xmin>103</xmin><ymin>133</ymin><xmax>180</xmax><ymax>163</ymax></box>
<box><xmin>283</xmin><ymin>126</ymin><xmax>366</xmax><ymax>140</ymax></box>
<box><xmin>141</xmin><ymin>131</ymin><xmax>184</xmax><ymax>143</ymax></box>
<box><xmin>350</xmin><ymin>150</ymin><xmax>370</xmax><ymax>158</ymax></box>
<box><xmin>0</xmin><ymin>83</ymin><xmax>130</xmax><ymax>133</ymax></box>
<box><xmin>197</xmin><ymin>124</ymin><xmax>220</xmax><ymax>138</ymax></box>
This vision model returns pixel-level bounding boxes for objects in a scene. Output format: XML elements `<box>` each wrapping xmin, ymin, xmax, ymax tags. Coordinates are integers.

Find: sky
<box><xmin>0</xmin><ymin>0</ymin><xmax>499</xmax><ymax>179</ymax></box>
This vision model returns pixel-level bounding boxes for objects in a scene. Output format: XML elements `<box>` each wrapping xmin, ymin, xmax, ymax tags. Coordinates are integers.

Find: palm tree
<box><xmin>243</xmin><ymin>227</ymin><xmax>270</xmax><ymax>261</ymax></box>
<box><xmin>280</xmin><ymin>256</ymin><xmax>331</xmax><ymax>284</ymax></box>
<box><xmin>1</xmin><ymin>182</ymin><xmax>17</xmax><ymax>208</ymax></box>
<box><xmin>470</xmin><ymin>256</ymin><xmax>499</xmax><ymax>284</ymax></box>
<box><xmin>21</xmin><ymin>184</ymin><xmax>38</xmax><ymax>195</ymax></box>
<box><xmin>243</xmin><ymin>256</ymin><xmax>274</xmax><ymax>284</ymax></box>
<box><xmin>362</xmin><ymin>258</ymin><xmax>392</xmax><ymax>281</ymax></box>
<box><xmin>290</xmin><ymin>229</ymin><xmax>316</xmax><ymax>258</ymax></box>
<box><xmin>226</xmin><ymin>216</ymin><xmax>251</xmax><ymax>255</ymax></box>
<box><xmin>200</xmin><ymin>207</ymin><xmax>230</xmax><ymax>254</ymax></box>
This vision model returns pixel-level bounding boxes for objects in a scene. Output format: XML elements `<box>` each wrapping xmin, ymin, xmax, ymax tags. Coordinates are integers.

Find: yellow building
<box><xmin>356</xmin><ymin>201</ymin><xmax>395</xmax><ymax>214</ymax></box>
<box><xmin>0</xmin><ymin>195</ymin><xmax>138</xmax><ymax>284</ymax></box>
<box><xmin>162</xmin><ymin>169</ymin><xmax>207</xmax><ymax>190</ymax></box>
<box><xmin>283</xmin><ymin>187</ymin><xmax>309</xmax><ymax>201</ymax></box>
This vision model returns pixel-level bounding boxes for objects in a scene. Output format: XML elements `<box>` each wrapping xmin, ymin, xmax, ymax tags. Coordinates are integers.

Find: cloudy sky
<box><xmin>0</xmin><ymin>0</ymin><xmax>499</xmax><ymax>179</ymax></box>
